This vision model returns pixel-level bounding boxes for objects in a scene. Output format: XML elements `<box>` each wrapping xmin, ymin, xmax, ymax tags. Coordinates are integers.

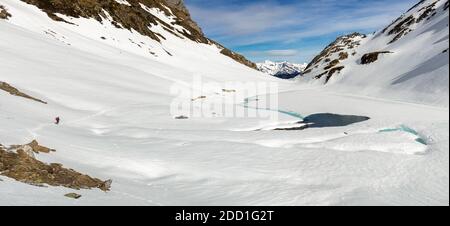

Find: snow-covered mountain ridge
<box><xmin>301</xmin><ymin>0</ymin><xmax>449</xmax><ymax>107</ymax></box>
<box><xmin>1</xmin><ymin>0</ymin><xmax>257</xmax><ymax>69</ymax></box>
<box><xmin>257</xmin><ymin>60</ymin><xmax>307</xmax><ymax>79</ymax></box>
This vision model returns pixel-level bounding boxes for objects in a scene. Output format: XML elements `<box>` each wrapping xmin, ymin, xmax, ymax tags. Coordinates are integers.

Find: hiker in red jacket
<box><xmin>55</xmin><ymin>117</ymin><xmax>60</xmax><ymax>125</ymax></box>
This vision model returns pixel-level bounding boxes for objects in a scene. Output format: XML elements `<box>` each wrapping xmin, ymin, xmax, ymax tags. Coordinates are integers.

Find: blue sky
<box><xmin>185</xmin><ymin>0</ymin><xmax>417</xmax><ymax>63</ymax></box>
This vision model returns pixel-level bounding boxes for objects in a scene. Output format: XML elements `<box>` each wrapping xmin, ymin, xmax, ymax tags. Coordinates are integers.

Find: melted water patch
<box><xmin>303</xmin><ymin>113</ymin><xmax>370</xmax><ymax>128</ymax></box>
<box><xmin>379</xmin><ymin>125</ymin><xmax>428</xmax><ymax>145</ymax></box>
<box><xmin>243</xmin><ymin>97</ymin><xmax>304</xmax><ymax>120</ymax></box>
<box><xmin>243</xmin><ymin>97</ymin><xmax>427</xmax><ymax>147</ymax></box>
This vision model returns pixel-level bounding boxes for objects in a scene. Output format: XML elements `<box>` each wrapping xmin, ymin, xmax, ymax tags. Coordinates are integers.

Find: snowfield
<box><xmin>0</xmin><ymin>0</ymin><xmax>448</xmax><ymax>206</ymax></box>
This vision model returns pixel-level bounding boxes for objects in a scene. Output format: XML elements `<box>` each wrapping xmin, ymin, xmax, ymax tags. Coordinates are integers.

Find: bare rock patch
<box><xmin>361</xmin><ymin>51</ymin><xmax>393</xmax><ymax>64</ymax></box>
<box><xmin>0</xmin><ymin>5</ymin><xmax>11</xmax><ymax>19</ymax></box>
<box><xmin>0</xmin><ymin>141</ymin><xmax>112</xmax><ymax>191</ymax></box>
<box><xmin>0</xmin><ymin>81</ymin><xmax>47</xmax><ymax>104</ymax></box>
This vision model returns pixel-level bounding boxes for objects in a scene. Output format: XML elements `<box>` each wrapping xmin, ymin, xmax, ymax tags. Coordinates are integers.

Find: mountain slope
<box><xmin>257</xmin><ymin>60</ymin><xmax>307</xmax><ymax>79</ymax></box>
<box><xmin>301</xmin><ymin>0</ymin><xmax>449</xmax><ymax>107</ymax></box>
<box><xmin>0</xmin><ymin>0</ymin><xmax>271</xmax><ymax>114</ymax></box>
<box><xmin>0</xmin><ymin>0</ymin><xmax>281</xmax><ymax>204</ymax></box>
<box><xmin>1</xmin><ymin>0</ymin><xmax>256</xmax><ymax>69</ymax></box>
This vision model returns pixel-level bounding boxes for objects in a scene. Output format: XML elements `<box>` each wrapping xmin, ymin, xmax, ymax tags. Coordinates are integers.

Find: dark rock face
<box><xmin>19</xmin><ymin>0</ymin><xmax>257</xmax><ymax>69</ymax></box>
<box><xmin>326</xmin><ymin>66</ymin><xmax>345</xmax><ymax>83</ymax></box>
<box><xmin>339</xmin><ymin>52</ymin><xmax>349</xmax><ymax>60</ymax></box>
<box><xmin>387</xmin><ymin>15</ymin><xmax>416</xmax><ymax>44</ymax></box>
<box><xmin>417</xmin><ymin>1</ymin><xmax>438</xmax><ymax>23</ymax></box>
<box><xmin>0</xmin><ymin>5</ymin><xmax>11</xmax><ymax>19</ymax></box>
<box><xmin>361</xmin><ymin>51</ymin><xmax>392</xmax><ymax>64</ymax></box>
<box><xmin>324</xmin><ymin>59</ymin><xmax>340</xmax><ymax>70</ymax></box>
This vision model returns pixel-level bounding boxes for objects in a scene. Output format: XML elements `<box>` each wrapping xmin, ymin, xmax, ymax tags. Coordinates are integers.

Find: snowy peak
<box><xmin>299</xmin><ymin>0</ymin><xmax>449</xmax><ymax>106</ymax></box>
<box><xmin>302</xmin><ymin>32</ymin><xmax>367</xmax><ymax>83</ymax></box>
<box><xmin>257</xmin><ymin>60</ymin><xmax>307</xmax><ymax>79</ymax></box>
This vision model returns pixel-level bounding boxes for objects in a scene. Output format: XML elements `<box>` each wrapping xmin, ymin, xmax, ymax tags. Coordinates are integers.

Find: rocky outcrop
<box><xmin>386</xmin><ymin>15</ymin><xmax>416</xmax><ymax>44</ymax></box>
<box><xmin>338</xmin><ymin>52</ymin><xmax>349</xmax><ymax>60</ymax></box>
<box><xmin>164</xmin><ymin>0</ymin><xmax>199</xmax><ymax>32</ymax></box>
<box><xmin>0</xmin><ymin>81</ymin><xmax>47</xmax><ymax>104</ymax></box>
<box><xmin>19</xmin><ymin>0</ymin><xmax>256</xmax><ymax>69</ymax></box>
<box><xmin>326</xmin><ymin>66</ymin><xmax>345</xmax><ymax>83</ymax></box>
<box><xmin>0</xmin><ymin>5</ymin><xmax>11</xmax><ymax>19</ymax></box>
<box><xmin>0</xmin><ymin>141</ymin><xmax>112</xmax><ymax>191</ymax></box>
<box><xmin>303</xmin><ymin>33</ymin><xmax>365</xmax><ymax>74</ymax></box>
<box><xmin>323</xmin><ymin>59</ymin><xmax>340</xmax><ymax>70</ymax></box>
<box><xmin>361</xmin><ymin>51</ymin><xmax>393</xmax><ymax>64</ymax></box>
<box><xmin>21</xmin><ymin>0</ymin><xmax>200</xmax><ymax>42</ymax></box>
<box><xmin>9</xmin><ymin>140</ymin><xmax>56</xmax><ymax>155</ymax></box>
<box><xmin>65</xmin><ymin>193</ymin><xmax>82</xmax><ymax>199</ymax></box>
<box><xmin>303</xmin><ymin>33</ymin><xmax>365</xmax><ymax>84</ymax></box>
<box><xmin>165</xmin><ymin>0</ymin><xmax>188</xmax><ymax>12</ymax></box>
<box><xmin>220</xmin><ymin>48</ymin><xmax>258</xmax><ymax>70</ymax></box>
<box><xmin>382</xmin><ymin>0</ymin><xmax>444</xmax><ymax>44</ymax></box>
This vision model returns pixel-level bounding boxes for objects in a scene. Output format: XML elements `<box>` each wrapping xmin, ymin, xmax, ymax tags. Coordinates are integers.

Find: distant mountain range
<box><xmin>257</xmin><ymin>60</ymin><xmax>307</xmax><ymax>79</ymax></box>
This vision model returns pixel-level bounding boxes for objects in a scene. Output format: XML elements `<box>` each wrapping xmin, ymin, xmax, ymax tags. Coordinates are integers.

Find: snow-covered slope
<box><xmin>301</xmin><ymin>0</ymin><xmax>449</xmax><ymax>107</ymax></box>
<box><xmin>0</xmin><ymin>0</ymin><xmax>258</xmax><ymax>70</ymax></box>
<box><xmin>0</xmin><ymin>0</ymin><xmax>273</xmax><ymax>116</ymax></box>
<box><xmin>0</xmin><ymin>0</ymin><xmax>280</xmax><ymax>203</ymax></box>
<box><xmin>257</xmin><ymin>60</ymin><xmax>307</xmax><ymax>79</ymax></box>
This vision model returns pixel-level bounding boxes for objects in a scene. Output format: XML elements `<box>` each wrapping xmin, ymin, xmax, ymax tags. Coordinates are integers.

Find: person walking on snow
<box><xmin>55</xmin><ymin>117</ymin><xmax>60</xmax><ymax>125</ymax></box>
